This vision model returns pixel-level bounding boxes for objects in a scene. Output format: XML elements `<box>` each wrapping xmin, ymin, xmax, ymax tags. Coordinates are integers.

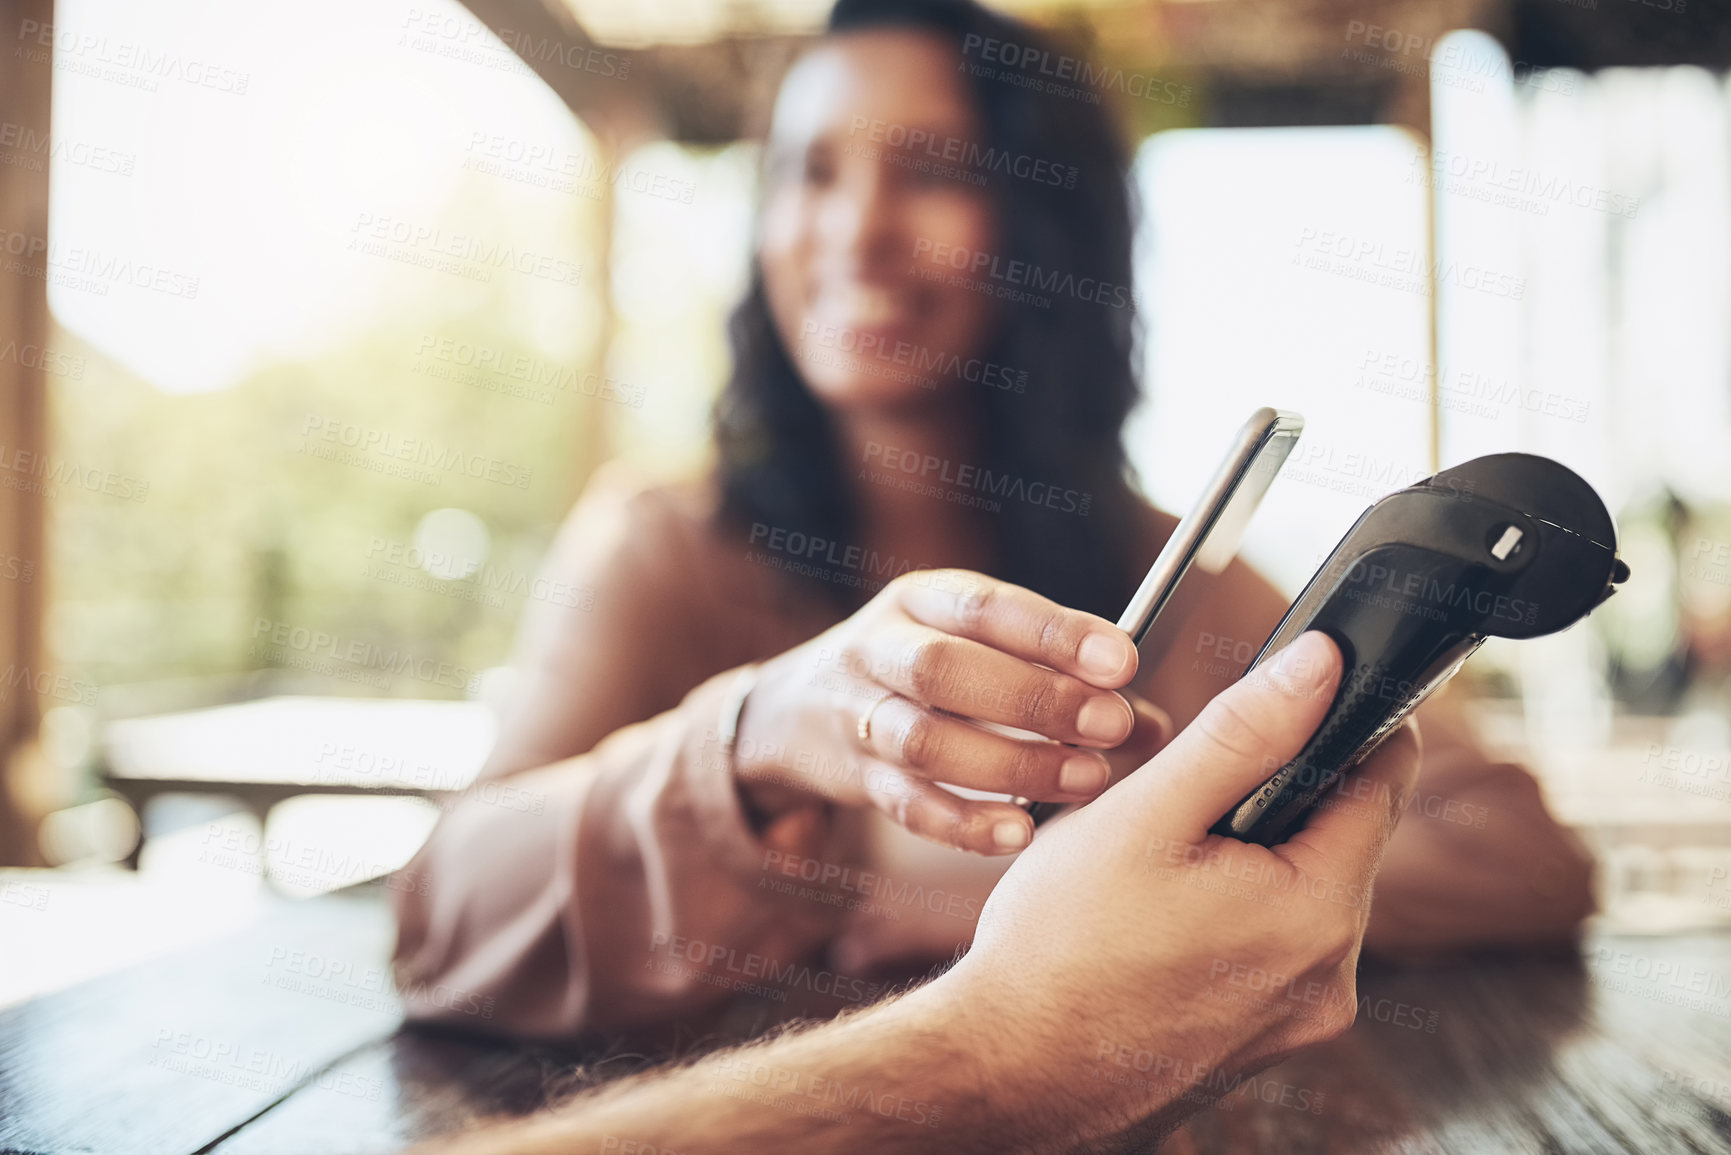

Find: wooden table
<box><xmin>3</xmin><ymin>882</ymin><xmax>1730</xmax><ymax>1154</ymax></box>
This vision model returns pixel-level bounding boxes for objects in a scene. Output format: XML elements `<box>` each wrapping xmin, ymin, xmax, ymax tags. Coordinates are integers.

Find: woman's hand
<box><xmin>732</xmin><ymin>569</ymin><xmax>1166</xmax><ymax>855</ymax></box>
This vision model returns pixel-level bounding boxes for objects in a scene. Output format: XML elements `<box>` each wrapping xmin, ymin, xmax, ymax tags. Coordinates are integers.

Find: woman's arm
<box><xmin>1356</xmin><ymin>694</ymin><xmax>1596</xmax><ymax>957</ymax></box>
<box><xmin>392</xmin><ymin>467</ymin><xmax>845</xmax><ymax>1039</ymax></box>
<box><xmin>393</xmin><ymin>668</ymin><xmax>847</xmax><ymax>1038</ymax></box>
<box><xmin>478</xmin><ymin>466</ymin><xmax>720</xmax><ymax>779</ymax></box>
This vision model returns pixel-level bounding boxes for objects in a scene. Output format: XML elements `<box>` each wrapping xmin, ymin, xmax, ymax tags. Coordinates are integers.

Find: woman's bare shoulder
<box><xmin>548</xmin><ymin>460</ymin><xmax>797</xmax><ymax>622</ymax></box>
<box><xmin>550</xmin><ymin>461</ymin><xmax>724</xmax><ymax>574</ymax></box>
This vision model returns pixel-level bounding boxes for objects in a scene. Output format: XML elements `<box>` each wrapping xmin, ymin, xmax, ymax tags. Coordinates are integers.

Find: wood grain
<box><xmin>0</xmin><ymin>891</ymin><xmax>398</xmax><ymax>1155</ymax></box>
<box><xmin>4</xmin><ymin>885</ymin><xmax>1730</xmax><ymax>1154</ymax></box>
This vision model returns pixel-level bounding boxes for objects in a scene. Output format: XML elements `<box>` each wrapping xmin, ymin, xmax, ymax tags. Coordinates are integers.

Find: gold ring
<box><xmin>858</xmin><ymin>693</ymin><xmax>892</xmax><ymax>745</ymax></box>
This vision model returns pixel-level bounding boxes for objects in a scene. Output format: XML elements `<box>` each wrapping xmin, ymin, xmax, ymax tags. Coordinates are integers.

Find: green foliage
<box><xmin>48</xmin><ymin>304</ymin><xmax>607</xmax><ymax>698</ymax></box>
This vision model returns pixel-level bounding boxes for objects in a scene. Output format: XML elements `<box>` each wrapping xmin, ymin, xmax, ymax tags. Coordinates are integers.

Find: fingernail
<box><xmin>1272</xmin><ymin>632</ymin><xmax>1333</xmax><ymax>688</ymax></box>
<box><xmin>1077</xmin><ymin>696</ymin><xmax>1132</xmax><ymax>742</ymax></box>
<box><xmin>992</xmin><ymin>819</ymin><xmax>1030</xmax><ymax>852</ymax></box>
<box><xmin>1079</xmin><ymin>632</ymin><xmax>1132</xmax><ymax>680</ymax></box>
<box><xmin>1060</xmin><ymin>753</ymin><xmax>1109</xmax><ymax>796</ymax></box>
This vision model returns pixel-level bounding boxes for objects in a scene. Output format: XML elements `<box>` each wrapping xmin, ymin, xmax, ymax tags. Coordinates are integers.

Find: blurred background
<box><xmin>2</xmin><ymin>0</ymin><xmax>1728</xmax><ymax>1007</ymax></box>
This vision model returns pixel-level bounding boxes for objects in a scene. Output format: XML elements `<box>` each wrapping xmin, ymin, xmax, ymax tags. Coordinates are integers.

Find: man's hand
<box><xmin>415</xmin><ymin>632</ymin><xmax>1421</xmax><ymax>1155</ymax></box>
<box><xmin>946</xmin><ymin>629</ymin><xmax>1422</xmax><ymax>1147</ymax></box>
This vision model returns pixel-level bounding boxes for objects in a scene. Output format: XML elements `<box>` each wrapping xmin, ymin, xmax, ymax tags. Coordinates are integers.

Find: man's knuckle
<box><xmin>1195</xmin><ymin>694</ymin><xmax>1272</xmax><ymax>762</ymax></box>
<box><xmin>1326</xmin><ymin>925</ymin><xmax>1360</xmax><ymax>969</ymax></box>
<box><xmin>1306</xmin><ymin>925</ymin><xmax>1357</xmax><ymax>976</ymax></box>
<box><xmin>1318</xmin><ymin>1002</ymin><xmax>1357</xmax><ymax>1041</ymax></box>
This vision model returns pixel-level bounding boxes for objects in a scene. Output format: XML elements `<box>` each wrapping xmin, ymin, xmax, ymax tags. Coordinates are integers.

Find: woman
<box><xmin>393</xmin><ymin>0</ymin><xmax>1594</xmax><ymax>1042</ymax></box>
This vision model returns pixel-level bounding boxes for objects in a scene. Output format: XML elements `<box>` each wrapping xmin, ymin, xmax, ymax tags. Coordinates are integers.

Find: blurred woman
<box><xmin>393</xmin><ymin>0</ymin><xmax>1594</xmax><ymax>1042</ymax></box>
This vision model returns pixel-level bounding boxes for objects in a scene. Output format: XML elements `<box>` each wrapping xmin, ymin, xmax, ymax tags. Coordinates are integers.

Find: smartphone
<box><xmin>1025</xmin><ymin>406</ymin><xmax>1305</xmax><ymax>825</ymax></box>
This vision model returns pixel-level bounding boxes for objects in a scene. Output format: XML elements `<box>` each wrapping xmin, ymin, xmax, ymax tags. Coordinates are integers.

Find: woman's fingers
<box><xmin>858</xmin><ymin>693</ymin><xmax>1112</xmax><ymax>801</ymax></box>
<box><xmin>892</xmin><ymin>570</ymin><xmax>1137</xmax><ymax>688</ymax></box>
<box><xmin>851</xmin><ymin>620</ymin><xmax>1135</xmax><ymax>747</ymax></box>
<box><xmin>758</xmin><ymin>571</ymin><xmax>1167</xmax><ymax>847</ymax></box>
<box><xmin>861</xmin><ymin>762</ymin><xmax>1036</xmax><ymax>855</ymax></box>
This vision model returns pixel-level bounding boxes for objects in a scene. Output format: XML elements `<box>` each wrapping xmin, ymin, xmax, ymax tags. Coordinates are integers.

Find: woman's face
<box><xmin>759</xmin><ymin>29</ymin><xmax>999</xmax><ymax>413</ymax></box>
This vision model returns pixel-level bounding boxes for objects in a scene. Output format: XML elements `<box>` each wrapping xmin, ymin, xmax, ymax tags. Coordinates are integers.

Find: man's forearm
<box><xmin>415</xmin><ymin>976</ymin><xmax>1177</xmax><ymax>1155</ymax></box>
<box><xmin>420</xmin><ymin>978</ymin><xmax>1108</xmax><ymax>1155</ymax></box>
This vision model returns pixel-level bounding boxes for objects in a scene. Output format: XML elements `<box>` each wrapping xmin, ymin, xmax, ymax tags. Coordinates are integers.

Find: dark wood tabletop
<box><xmin>3</xmin><ymin>882</ymin><xmax>1730</xmax><ymax>1154</ymax></box>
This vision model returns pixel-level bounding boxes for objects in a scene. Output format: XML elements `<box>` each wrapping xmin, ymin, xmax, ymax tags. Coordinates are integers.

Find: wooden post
<box><xmin>0</xmin><ymin>0</ymin><xmax>52</xmax><ymax>865</ymax></box>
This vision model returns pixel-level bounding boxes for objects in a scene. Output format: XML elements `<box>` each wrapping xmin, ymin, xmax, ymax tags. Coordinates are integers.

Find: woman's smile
<box><xmin>808</xmin><ymin>280</ymin><xmax>918</xmax><ymax>338</ymax></box>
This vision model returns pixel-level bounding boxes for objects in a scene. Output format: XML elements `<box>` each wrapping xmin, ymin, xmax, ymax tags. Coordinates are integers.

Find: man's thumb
<box><xmin>1129</xmin><ymin>631</ymin><xmax>1342</xmax><ymax>837</ymax></box>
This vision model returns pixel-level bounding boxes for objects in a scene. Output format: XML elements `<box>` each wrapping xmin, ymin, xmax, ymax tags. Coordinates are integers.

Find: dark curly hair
<box><xmin>714</xmin><ymin>0</ymin><xmax>1145</xmax><ymax>619</ymax></box>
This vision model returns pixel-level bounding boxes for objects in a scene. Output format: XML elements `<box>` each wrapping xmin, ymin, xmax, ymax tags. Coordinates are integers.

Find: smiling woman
<box><xmin>721</xmin><ymin>0</ymin><xmax>1147</xmax><ymax>624</ymax></box>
